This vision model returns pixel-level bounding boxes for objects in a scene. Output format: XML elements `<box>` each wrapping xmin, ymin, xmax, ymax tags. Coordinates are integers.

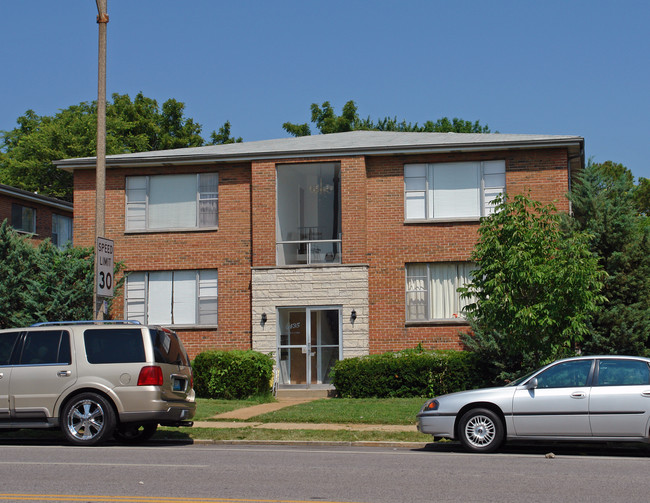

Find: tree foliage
<box><xmin>283</xmin><ymin>100</ymin><xmax>491</xmax><ymax>136</ymax></box>
<box><xmin>460</xmin><ymin>194</ymin><xmax>605</xmax><ymax>383</ymax></box>
<box><xmin>569</xmin><ymin>161</ymin><xmax>650</xmax><ymax>356</ymax></box>
<box><xmin>0</xmin><ymin>92</ymin><xmax>237</xmax><ymax>200</ymax></box>
<box><xmin>0</xmin><ymin>220</ymin><xmax>123</xmax><ymax>327</ymax></box>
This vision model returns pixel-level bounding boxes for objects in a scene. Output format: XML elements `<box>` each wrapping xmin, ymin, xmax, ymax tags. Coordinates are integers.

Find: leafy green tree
<box><xmin>0</xmin><ymin>92</ymin><xmax>235</xmax><ymax>201</ymax></box>
<box><xmin>0</xmin><ymin>220</ymin><xmax>40</xmax><ymax>327</ymax></box>
<box><xmin>209</xmin><ymin>120</ymin><xmax>242</xmax><ymax>145</ymax></box>
<box><xmin>283</xmin><ymin>100</ymin><xmax>490</xmax><ymax>136</ymax></box>
<box><xmin>569</xmin><ymin>161</ymin><xmax>650</xmax><ymax>356</ymax></box>
<box><xmin>0</xmin><ymin>220</ymin><xmax>125</xmax><ymax>327</ymax></box>
<box><xmin>460</xmin><ymin>194</ymin><xmax>605</xmax><ymax>383</ymax></box>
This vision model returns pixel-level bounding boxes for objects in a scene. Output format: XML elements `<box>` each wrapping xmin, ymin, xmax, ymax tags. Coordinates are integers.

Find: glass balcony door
<box><xmin>276</xmin><ymin>163</ymin><xmax>341</xmax><ymax>265</ymax></box>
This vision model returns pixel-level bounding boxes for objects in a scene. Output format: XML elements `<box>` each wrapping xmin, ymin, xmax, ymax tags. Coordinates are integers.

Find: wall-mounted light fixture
<box><xmin>351</xmin><ymin>309</ymin><xmax>357</xmax><ymax>322</ymax></box>
<box><xmin>261</xmin><ymin>312</ymin><xmax>267</xmax><ymax>325</ymax></box>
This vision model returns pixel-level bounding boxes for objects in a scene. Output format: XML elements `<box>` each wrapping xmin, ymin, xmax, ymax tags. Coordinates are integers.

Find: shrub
<box><xmin>192</xmin><ymin>350</ymin><xmax>273</xmax><ymax>399</ymax></box>
<box><xmin>330</xmin><ymin>349</ymin><xmax>484</xmax><ymax>398</ymax></box>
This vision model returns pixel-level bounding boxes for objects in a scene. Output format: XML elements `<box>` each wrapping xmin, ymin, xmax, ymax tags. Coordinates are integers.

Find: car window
<box><xmin>597</xmin><ymin>359</ymin><xmax>650</xmax><ymax>386</ymax></box>
<box><xmin>84</xmin><ymin>328</ymin><xmax>145</xmax><ymax>364</ymax></box>
<box><xmin>19</xmin><ymin>330</ymin><xmax>71</xmax><ymax>365</ymax></box>
<box><xmin>150</xmin><ymin>328</ymin><xmax>189</xmax><ymax>366</ymax></box>
<box><xmin>536</xmin><ymin>360</ymin><xmax>592</xmax><ymax>388</ymax></box>
<box><xmin>0</xmin><ymin>332</ymin><xmax>21</xmax><ymax>365</ymax></box>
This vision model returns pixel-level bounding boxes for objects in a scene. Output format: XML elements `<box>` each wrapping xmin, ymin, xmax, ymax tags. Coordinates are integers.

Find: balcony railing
<box><xmin>276</xmin><ymin>240</ymin><xmax>341</xmax><ymax>266</ymax></box>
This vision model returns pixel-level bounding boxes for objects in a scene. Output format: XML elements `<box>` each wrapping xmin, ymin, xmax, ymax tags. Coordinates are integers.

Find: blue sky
<box><xmin>1</xmin><ymin>1</ymin><xmax>649</xmax><ymax>178</ymax></box>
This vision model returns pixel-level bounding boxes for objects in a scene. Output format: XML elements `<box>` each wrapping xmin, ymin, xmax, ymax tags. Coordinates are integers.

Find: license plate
<box><xmin>173</xmin><ymin>378</ymin><xmax>186</xmax><ymax>391</ymax></box>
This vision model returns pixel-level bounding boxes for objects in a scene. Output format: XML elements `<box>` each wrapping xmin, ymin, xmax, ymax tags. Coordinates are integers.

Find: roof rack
<box><xmin>30</xmin><ymin>320</ymin><xmax>142</xmax><ymax>327</ymax></box>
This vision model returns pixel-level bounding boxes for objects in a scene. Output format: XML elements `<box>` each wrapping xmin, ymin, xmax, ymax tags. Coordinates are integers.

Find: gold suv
<box><xmin>0</xmin><ymin>321</ymin><xmax>196</xmax><ymax>445</ymax></box>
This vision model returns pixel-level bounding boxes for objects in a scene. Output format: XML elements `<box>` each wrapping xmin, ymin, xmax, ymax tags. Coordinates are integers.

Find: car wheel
<box><xmin>61</xmin><ymin>392</ymin><xmax>115</xmax><ymax>446</ymax></box>
<box><xmin>113</xmin><ymin>423</ymin><xmax>158</xmax><ymax>444</ymax></box>
<box><xmin>458</xmin><ymin>408</ymin><xmax>504</xmax><ymax>453</ymax></box>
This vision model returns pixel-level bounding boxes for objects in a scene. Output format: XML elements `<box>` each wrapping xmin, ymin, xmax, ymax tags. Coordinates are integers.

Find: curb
<box><xmin>190</xmin><ymin>439</ymin><xmax>430</xmax><ymax>449</ymax></box>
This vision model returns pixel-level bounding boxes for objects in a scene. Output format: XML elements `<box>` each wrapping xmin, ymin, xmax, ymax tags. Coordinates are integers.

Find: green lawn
<box><xmin>199</xmin><ymin>396</ymin><xmax>426</xmax><ymax>425</ymax></box>
<box><xmin>193</xmin><ymin>396</ymin><xmax>274</xmax><ymax>421</ymax></box>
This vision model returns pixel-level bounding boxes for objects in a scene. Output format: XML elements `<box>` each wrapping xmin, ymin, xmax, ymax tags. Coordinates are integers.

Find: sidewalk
<box><xmin>191</xmin><ymin>397</ymin><xmax>418</xmax><ymax>433</ymax></box>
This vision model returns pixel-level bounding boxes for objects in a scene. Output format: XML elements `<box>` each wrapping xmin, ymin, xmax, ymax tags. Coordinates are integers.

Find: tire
<box><xmin>113</xmin><ymin>423</ymin><xmax>158</xmax><ymax>444</ymax></box>
<box><xmin>458</xmin><ymin>408</ymin><xmax>504</xmax><ymax>453</ymax></box>
<box><xmin>60</xmin><ymin>392</ymin><xmax>115</xmax><ymax>446</ymax></box>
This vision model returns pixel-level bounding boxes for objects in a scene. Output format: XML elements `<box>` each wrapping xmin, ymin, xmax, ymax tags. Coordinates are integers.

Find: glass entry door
<box><xmin>277</xmin><ymin>307</ymin><xmax>341</xmax><ymax>386</ymax></box>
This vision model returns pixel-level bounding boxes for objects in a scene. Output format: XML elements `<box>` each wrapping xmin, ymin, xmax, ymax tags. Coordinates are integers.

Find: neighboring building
<box><xmin>55</xmin><ymin>131</ymin><xmax>584</xmax><ymax>389</ymax></box>
<box><xmin>0</xmin><ymin>183</ymin><xmax>73</xmax><ymax>248</ymax></box>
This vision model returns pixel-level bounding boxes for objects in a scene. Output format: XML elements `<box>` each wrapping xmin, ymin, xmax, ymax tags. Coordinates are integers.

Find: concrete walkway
<box><xmin>191</xmin><ymin>397</ymin><xmax>418</xmax><ymax>432</ymax></box>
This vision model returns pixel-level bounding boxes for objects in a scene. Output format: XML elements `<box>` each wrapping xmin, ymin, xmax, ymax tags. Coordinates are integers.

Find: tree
<box><xmin>460</xmin><ymin>194</ymin><xmax>605</xmax><ymax>384</ymax></box>
<box><xmin>209</xmin><ymin>120</ymin><xmax>243</xmax><ymax>145</ymax></box>
<box><xmin>283</xmin><ymin>100</ymin><xmax>491</xmax><ymax>136</ymax></box>
<box><xmin>569</xmin><ymin>161</ymin><xmax>650</xmax><ymax>356</ymax></box>
<box><xmin>0</xmin><ymin>220</ymin><xmax>124</xmax><ymax>327</ymax></box>
<box><xmin>0</xmin><ymin>92</ymin><xmax>237</xmax><ymax>200</ymax></box>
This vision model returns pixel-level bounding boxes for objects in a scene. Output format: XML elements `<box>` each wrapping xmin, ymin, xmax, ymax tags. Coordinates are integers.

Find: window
<box><xmin>0</xmin><ymin>332</ymin><xmax>20</xmax><ymax>365</ymax></box>
<box><xmin>125</xmin><ymin>270</ymin><xmax>218</xmax><ymax>326</ymax></box>
<box><xmin>125</xmin><ymin>173</ymin><xmax>218</xmax><ymax>231</ymax></box>
<box><xmin>276</xmin><ymin>163</ymin><xmax>341</xmax><ymax>265</ymax></box>
<box><xmin>52</xmin><ymin>214</ymin><xmax>73</xmax><ymax>248</ymax></box>
<box><xmin>406</xmin><ymin>263</ymin><xmax>476</xmax><ymax>321</ymax></box>
<box><xmin>150</xmin><ymin>328</ymin><xmax>189</xmax><ymax>366</ymax></box>
<box><xmin>404</xmin><ymin>160</ymin><xmax>505</xmax><ymax>220</ymax></box>
<box><xmin>536</xmin><ymin>360</ymin><xmax>592</xmax><ymax>388</ymax></box>
<box><xmin>11</xmin><ymin>204</ymin><xmax>36</xmax><ymax>234</ymax></box>
<box><xmin>84</xmin><ymin>328</ymin><xmax>146</xmax><ymax>364</ymax></box>
<box><xmin>597</xmin><ymin>360</ymin><xmax>650</xmax><ymax>386</ymax></box>
<box><xmin>19</xmin><ymin>330</ymin><xmax>71</xmax><ymax>365</ymax></box>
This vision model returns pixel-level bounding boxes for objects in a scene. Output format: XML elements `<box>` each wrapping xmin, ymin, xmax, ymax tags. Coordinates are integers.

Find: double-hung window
<box><xmin>125</xmin><ymin>269</ymin><xmax>218</xmax><ymax>326</ymax></box>
<box><xmin>125</xmin><ymin>173</ymin><xmax>218</xmax><ymax>231</ymax></box>
<box><xmin>11</xmin><ymin>204</ymin><xmax>36</xmax><ymax>234</ymax></box>
<box><xmin>406</xmin><ymin>263</ymin><xmax>476</xmax><ymax>321</ymax></box>
<box><xmin>404</xmin><ymin>160</ymin><xmax>505</xmax><ymax>221</ymax></box>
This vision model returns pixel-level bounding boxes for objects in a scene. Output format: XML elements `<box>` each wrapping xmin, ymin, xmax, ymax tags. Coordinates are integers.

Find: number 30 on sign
<box><xmin>96</xmin><ymin>236</ymin><xmax>114</xmax><ymax>297</ymax></box>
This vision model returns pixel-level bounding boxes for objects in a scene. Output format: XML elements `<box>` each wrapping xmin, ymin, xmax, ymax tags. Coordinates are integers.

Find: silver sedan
<box><xmin>417</xmin><ymin>355</ymin><xmax>650</xmax><ymax>452</ymax></box>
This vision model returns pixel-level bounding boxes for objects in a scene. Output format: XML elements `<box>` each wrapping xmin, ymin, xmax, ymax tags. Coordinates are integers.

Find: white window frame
<box><xmin>404</xmin><ymin>160</ymin><xmax>505</xmax><ymax>221</ymax></box>
<box><xmin>125</xmin><ymin>173</ymin><xmax>218</xmax><ymax>231</ymax></box>
<box><xmin>125</xmin><ymin>269</ymin><xmax>218</xmax><ymax>327</ymax></box>
<box><xmin>405</xmin><ymin>262</ymin><xmax>476</xmax><ymax>321</ymax></box>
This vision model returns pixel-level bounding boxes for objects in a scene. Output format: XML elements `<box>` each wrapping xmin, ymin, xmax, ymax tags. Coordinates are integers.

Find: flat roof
<box><xmin>54</xmin><ymin>130</ymin><xmax>584</xmax><ymax>170</ymax></box>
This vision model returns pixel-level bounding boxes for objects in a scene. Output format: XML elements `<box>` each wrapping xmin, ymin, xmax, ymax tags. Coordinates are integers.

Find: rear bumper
<box><xmin>118</xmin><ymin>401</ymin><xmax>196</xmax><ymax>427</ymax></box>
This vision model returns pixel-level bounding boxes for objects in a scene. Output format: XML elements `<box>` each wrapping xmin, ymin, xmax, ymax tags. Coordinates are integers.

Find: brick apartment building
<box><xmin>0</xmin><ymin>183</ymin><xmax>73</xmax><ymax>247</ymax></box>
<box><xmin>56</xmin><ymin>131</ymin><xmax>584</xmax><ymax>389</ymax></box>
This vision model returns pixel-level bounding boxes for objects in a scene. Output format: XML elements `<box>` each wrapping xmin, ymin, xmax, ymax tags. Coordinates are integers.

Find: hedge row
<box><xmin>330</xmin><ymin>349</ymin><xmax>485</xmax><ymax>398</ymax></box>
<box><xmin>192</xmin><ymin>350</ymin><xmax>273</xmax><ymax>399</ymax></box>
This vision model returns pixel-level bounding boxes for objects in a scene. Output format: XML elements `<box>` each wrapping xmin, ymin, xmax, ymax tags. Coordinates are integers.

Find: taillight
<box><xmin>137</xmin><ymin>366</ymin><xmax>163</xmax><ymax>386</ymax></box>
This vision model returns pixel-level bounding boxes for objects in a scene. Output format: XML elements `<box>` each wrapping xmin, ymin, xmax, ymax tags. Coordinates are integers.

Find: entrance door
<box><xmin>277</xmin><ymin>307</ymin><xmax>341</xmax><ymax>387</ymax></box>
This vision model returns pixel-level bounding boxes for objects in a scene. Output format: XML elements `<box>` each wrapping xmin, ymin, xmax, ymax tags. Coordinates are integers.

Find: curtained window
<box><xmin>404</xmin><ymin>161</ymin><xmax>505</xmax><ymax>220</ymax></box>
<box><xmin>125</xmin><ymin>270</ymin><xmax>218</xmax><ymax>326</ymax></box>
<box><xmin>406</xmin><ymin>263</ymin><xmax>476</xmax><ymax>321</ymax></box>
<box><xmin>125</xmin><ymin>173</ymin><xmax>218</xmax><ymax>231</ymax></box>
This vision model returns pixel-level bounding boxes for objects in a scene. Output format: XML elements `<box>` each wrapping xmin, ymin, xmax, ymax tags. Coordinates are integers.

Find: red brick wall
<box><xmin>365</xmin><ymin>148</ymin><xmax>570</xmax><ymax>353</ymax></box>
<box><xmin>74</xmin><ymin>164</ymin><xmax>252</xmax><ymax>358</ymax></box>
<box><xmin>0</xmin><ymin>193</ymin><xmax>72</xmax><ymax>244</ymax></box>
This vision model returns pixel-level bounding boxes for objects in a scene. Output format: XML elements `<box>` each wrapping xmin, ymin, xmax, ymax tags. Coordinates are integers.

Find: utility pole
<box><xmin>94</xmin><ymin>0</ymin><xmax>108</xmax><ymax>320</ymax></box>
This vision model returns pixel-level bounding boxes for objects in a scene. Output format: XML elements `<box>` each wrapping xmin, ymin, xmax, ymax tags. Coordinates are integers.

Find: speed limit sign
<box><xmin>96</xmin><ymin>236</ymin><xmax>114</xmax><ymax>297</ymax></box>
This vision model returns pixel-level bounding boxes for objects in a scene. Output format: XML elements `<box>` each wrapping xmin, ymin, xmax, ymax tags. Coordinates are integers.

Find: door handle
<box><xmin>641</xmin><ymin>391</ymin><xmax>650</xmax><ymax>397</ymax></box>
<box><xmin>571</xmin><ymin>392</ymin><xmax>586</xmax><ymax>399</ymax></box>
<box><xmin>57</xmin><ymin>370</ymin><xmax>71</xmax><ymax>377</ymax></box>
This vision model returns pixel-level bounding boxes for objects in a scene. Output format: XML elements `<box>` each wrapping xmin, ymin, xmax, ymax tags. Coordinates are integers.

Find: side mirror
<box><xmin>525</xmin><ymin>377</ymin><xmax>538</xmax><ymax>390</ymax></box>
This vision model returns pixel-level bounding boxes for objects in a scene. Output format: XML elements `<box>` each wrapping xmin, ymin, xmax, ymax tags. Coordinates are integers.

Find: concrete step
<box><xmin>275</xmin><ymin>388</ymin><xmax>335</xmax><ymax>399</ymax></box>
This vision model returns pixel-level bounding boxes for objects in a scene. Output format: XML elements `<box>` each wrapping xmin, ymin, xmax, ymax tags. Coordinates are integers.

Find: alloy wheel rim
<box><xmin>465</xmin><ymin>415</ymin><xmax>496</xmax><ymax>447</ymax></box>
<box><xmin>67</xmin><ymin>399</ymin><xmax>105</xmax><ymax>440</ymax></box>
